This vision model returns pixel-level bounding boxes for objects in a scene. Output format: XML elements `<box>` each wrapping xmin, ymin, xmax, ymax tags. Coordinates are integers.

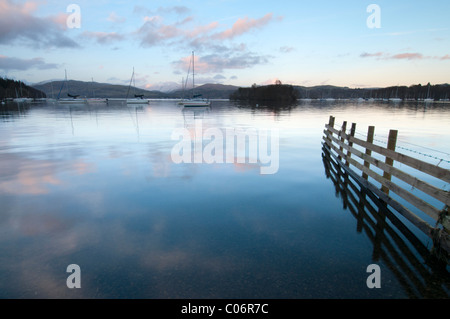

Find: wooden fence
<box><xmin>322</xmin><ymin>150</ymin><xmax>449</xmax><ymax>295</ymax></box>
<box><xmin>322</xmin><ymin>115</ymin><xmax>450</xmax><ymax>254</ymax></box>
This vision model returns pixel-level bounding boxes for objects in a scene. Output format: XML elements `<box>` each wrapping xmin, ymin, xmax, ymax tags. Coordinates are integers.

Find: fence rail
<box><xmin>322</xmin><ymin>116</ymin><xmax>450</xmax><ymax>254</ymax></box>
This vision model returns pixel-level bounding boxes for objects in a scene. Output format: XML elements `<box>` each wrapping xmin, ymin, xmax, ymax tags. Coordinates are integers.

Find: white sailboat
<box><xmin>57</xmin><ymin>70</ymin><xmax>87</xmax><ymax>104</ymax></box>
<box><xmin>179</xmin><ymin>51</ymin><xmax>211</xmax><ymax>107</ymax></box>
<box><xmin>389</xmin><ymin>86</ymin><xmax>402</xmax><ymax>103</ymax></box>
<box><xmin>126</xmin><ymin>67</ymin><xmax>149</xmax><ymax>105</ymax></box>
<box><xmin>87</xmin><ymin>78</ymin><xmax>107</xmax><ymax>104</ymax></box>
<box><xmin>423</xmin><ymin>83</ymin><xmax>433</xmax><ymax>103</ymax></box>
<box><xmin>13</xmin><ymin>82</ymin><xmax>33</xmax><ymax>103</ymax></box>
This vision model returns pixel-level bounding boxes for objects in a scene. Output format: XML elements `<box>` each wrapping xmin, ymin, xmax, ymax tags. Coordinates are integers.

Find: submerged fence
<box><xmin>322</xmin><ymin>150</ymin><xmax>449</xmax><ymax>296</ymax></box>
<box><xmin>322</xmin><ymin>115</ymin><xmax>450</xmax><ymax>256</ymax></box>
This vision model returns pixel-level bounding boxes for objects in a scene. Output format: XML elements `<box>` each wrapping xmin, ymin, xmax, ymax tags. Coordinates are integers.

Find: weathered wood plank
<box><xmin>325</xmin><ymin>124</ymin><xmax>340</xmax><ymax>137</ymax></box>
<box><xmin>345</xmin><ymin>123</ymin><xmax>356</xmax><ymax>167</ymax></box>
<box><xmin>338</xmin><ymin>121</ymin><xmax>347</xmax><ymax>161</ymax></box>
<box><xmin>363</xmin><ymin>126</ymin><xmax>375</xmax><ymax>180</ymax></box>
<box><xmin>382</xmin><ymin>130</ymin><xmax>398</xmax><ymax>194</ymax></box>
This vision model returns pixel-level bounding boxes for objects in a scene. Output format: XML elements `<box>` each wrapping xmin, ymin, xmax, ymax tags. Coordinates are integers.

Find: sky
<box><xmin>0</xmin><ymin>0</ymin><xmax>449</xmax><ymax>91</ymax></box>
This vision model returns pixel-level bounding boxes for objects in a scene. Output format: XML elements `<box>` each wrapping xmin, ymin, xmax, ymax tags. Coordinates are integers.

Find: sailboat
<box><xmin>179</xmin><ymin>51</ymin><xmax>211</xmax><ymax>107</ymax></box>
<box><xmin>87</xmin><ymin>78</ymin><xmax>107</xmax><ymax>104</ymax></box>
<box><xmin>389</xmin><ymin>86</ymin><xmax>402</xmax><ymax>102</ymax></box>
<box><xmin>423</xmin><ymin>83</ymin><xmax>433</xmax><ymax>103</ymax></box>
<box><xmin>126</xmin><ymin>67</ymin><xmax>149</xmax><ymax>105</ymax></box>
<box><xmin>57</xmin><ymin>70</ymin><xmax>87</xmax><ymax>104</ymax></box>
<box><xmin>13</xmin><ymin>81</ymin><xmax>33</xmax><ymax>103</ymax></box>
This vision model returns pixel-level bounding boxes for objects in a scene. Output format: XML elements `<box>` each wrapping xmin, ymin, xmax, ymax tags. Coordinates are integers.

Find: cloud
<box><xmin>260</xmin><ymin>78</ymin><xmax>282</xmax><ymax>85</ymax></box>
<box><xmin>82</xmin><ymin>31</ymin><xmax>124</xmax><ymax>44</ymax></box>
<box><xmin>361</xmin><ymin>51</ymin><xmax>450</xmax><ymax>61</ymax></box>
<box><xmin>0</xmin><ymin>0</ymin><xmax>80</xmax><ymax>49</ymax></box>
<box><xmin>212</xmin><ymin>13</ymin><xmax>278</xmax><ymax>40</ymax></box>
<box><xmin>0</xmin><ymin>55</ymin><xmax>59</xmax><ymax>71</ymax></box>
<box><xmin>107</xmin><ymin>12</ymin><xmax>126</xmax><ymax>23</ymax></box>
<box><xmin>159</xmin><ymin>6</ymin><xmax>190</xmax><ymax>15</ymax></box>
<box><xmin>391</xmin><ymin>53</ymin><xmax>423</xmax><ymax>60</ymax></box>
<box><xmin>135</xmin><ymin>12</ymin><xmax>281</xmax><ymax>51</ymax></box>
<box><xmin>135</xmin><ymin>15</ymin><xmax>183</xmax><ymax>46</ymax></box>
<box><xmin>185</xmin><ymin>22</ymin><xmax>219</xmax><ymax>39</ymax></box>
<box><xmin>360</xmin><ymin>52</ymin><xmax>384</xmax><ymax>58</ymax></box>
<box><xmin>280</xmin><ymin>46</ymin><xmax>295</xmax><ymax>53</ymax></box>
<box><xmin>172</xmin><ymin>52</ymin><xmax>270</xmax><ymax>74</ymax></box>
<box><xmin>213</xmin><ymin>74</ymin><xmax>226</xmax><ymax>80</ymax></box>
<box><xmin>133</xmin><ymin>5</ymin><xmax>190</xmax><ymax>16</ymax></box>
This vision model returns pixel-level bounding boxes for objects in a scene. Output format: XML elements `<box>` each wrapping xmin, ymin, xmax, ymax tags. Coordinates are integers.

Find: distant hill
<box><xmin>171</xmin><ymin>83</ymin><xmax>239</xmax><ymax>99</ymax></box>
<box><xmin>33</xmin><ymin>80</ymin><xmax>239</xmax><ymax>100</ymax></box>
<box><xmin>33</xmin><ymin>80</ymin><xmax>170</xmax><ymax>99</ymax></box>
<box><xmin>30</xmin><ymin>80</ymin><xmax>450</xmax><ymax>101</ymax></box>
<box><xmin>1</xmin><ymin>78</ymin><xmax>46</xmax><ymax>99</ymax></box>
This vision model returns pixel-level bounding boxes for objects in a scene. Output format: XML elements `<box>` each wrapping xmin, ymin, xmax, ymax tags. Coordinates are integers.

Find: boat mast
<box><xmin>65</xmin><ymin>69</ymin><xmax>70</xmax><ymax>96</ymax></box>
<box><xmin>192</xmin><ymin>51</ymin><xmax>195</xmax><ymax>98</ymax></box>
<box><xmin>91</xmin><ymin>77</ymin><xmax>95</xmax><ymax>98</ymax></box>
<box><xmin>133</xmin><ymin>67</ymin><xmax>136</xmax><ymax>96</ymax></box>
<box><xmin>126</xmin><ymin>67</ymin><xmax>134</xmax><ymax>99</ymax></box>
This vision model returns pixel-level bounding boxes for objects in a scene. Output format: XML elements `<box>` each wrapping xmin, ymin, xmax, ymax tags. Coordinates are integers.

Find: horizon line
<box><xmin>27</xmin><ymin>79</ymin><xmax>450</xmax><ymax>91</ymax></box>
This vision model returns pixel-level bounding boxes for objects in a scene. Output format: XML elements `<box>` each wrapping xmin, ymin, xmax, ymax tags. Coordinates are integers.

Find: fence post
<box><xmin>327</xmin><ymin>116</ymin><xmax>335</xmax><ymax>143</ymax></box>
<box><xmin>362</xmin><ymin>126</ymin><xmax>375</xmax><ymax>180</ymax></box>
<box><xmin>338</xmin><ymin>121</ymin><xmax>347</xmax><ymax>161</ymax></box>
<box><xmin>381</xmin><ymin>129</ymin><xmax>398</xmax><ymax>194</ymax></box>
<box><xmin>345</xmin><ymin>123</ymin><xmax>356</xmax><ymax>166</ymax></box>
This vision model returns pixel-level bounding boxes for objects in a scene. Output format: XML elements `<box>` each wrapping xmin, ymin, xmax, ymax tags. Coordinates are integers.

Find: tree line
<box><xmin>230</xmin><ymin>82</ymin><xmax>450</xmax><ymax>101</ymax></box>
<box><xmin>0</xmin><ymin>78</ymin><xmax>46</xmax><ymax>99</ymax></box>
<box><xmin>295</xmin><ymin>83</ymin><xmax>450</xmax><ymax>100</ymax></box>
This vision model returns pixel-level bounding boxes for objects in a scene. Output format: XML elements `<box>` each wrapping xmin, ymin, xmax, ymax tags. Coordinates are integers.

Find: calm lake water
<box><xmin>0</xmin><ymin>99</ymin><xmax>449</xmax><ymax>299</ymax></box>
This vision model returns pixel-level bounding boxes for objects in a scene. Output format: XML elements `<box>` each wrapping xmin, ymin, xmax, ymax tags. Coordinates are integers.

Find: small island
<box><xmin>229</xmin><ymin>81</ymin><xmax>298</xmax><ymax>102</ymax></box>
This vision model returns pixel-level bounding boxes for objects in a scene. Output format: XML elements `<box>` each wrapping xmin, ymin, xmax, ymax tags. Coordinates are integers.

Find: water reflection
<box><xmin>322</xmin><ymin>146</ymin><xmax>450</xmax><ymax>298</ymax></box>
<box><xmin>1</xmin><ymin>100</ymin><xmax>450</xmax><ymax>298</ymax></box>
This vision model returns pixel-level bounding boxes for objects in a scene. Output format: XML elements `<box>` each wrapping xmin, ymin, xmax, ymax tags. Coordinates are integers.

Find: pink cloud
<box><xmin>21</xmin><ymin>1</ymin><xmax>40</xmax><ymax>14</ymax></box>
<box><xmin>260</xmin><ymin>77</ymin><xmax>282</xmax><ymax>85</ymax></box>
<box><xmin>186</xmin><ymin>21</ymin><xmax>219</xmax><ymax>38</ymax></box>
<box><xmin>214</xmin><ymin>13</ymin><xmax>276</xmax><ymax>40</ymax></box>
<box><xmin>176</xmin><ymin>54</ymin><xmax>212</xmax><ymax>74</ymax></box>
<box><xmin>391</xmin><ymin>52</ymin><xmax>423</xmax><ymax>60</ymax></box>
<box><xmin>50</xmin><ymin>12</ymin><xmax>69</xmax><ymax>30</ymax></box>
<box><xmin>359</xmin><ymin>52</ymin><xmax>447</xmax><ymax>61</ymax></box>
<box><xmin>135</xmin><ymin>11</ymin><xmax>282</xmax><ymax>51</ymax></box>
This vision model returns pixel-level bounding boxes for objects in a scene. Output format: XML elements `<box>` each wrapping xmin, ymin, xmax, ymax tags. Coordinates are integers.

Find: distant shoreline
<box><xmin>2</xmin><ymin>76</ymin><xmax>450</xmax><ymax>101</ymax></box>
